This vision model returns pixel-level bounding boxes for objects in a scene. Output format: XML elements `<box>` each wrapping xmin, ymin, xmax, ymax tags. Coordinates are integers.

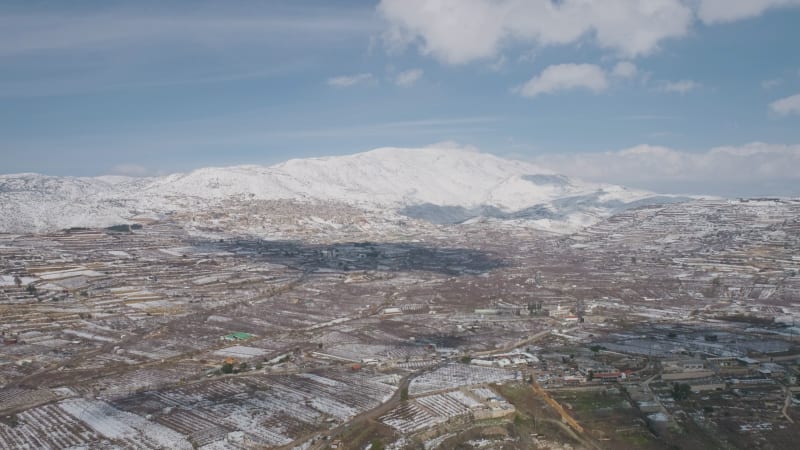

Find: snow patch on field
<box><xmin>409</xmin><ymin>363</ymin><xmax>520</xmax><ymax>395</ymax></box>
<box><xmin>213</xmin><ymin>346</ymin><xmax>268</xmax><ymax>359</ymax></box>
<box><xmin>62</xmin><ymin>329</ymin><xmax>115</xmax><ymax>343</ymax></box>
<box><xmin>0</xmin><ymin>275</ymin><xmax>37</xmax><ymax>286</ymax></box>
<box><xmin>59</xmin><ymin>398</ymin><xmax>192</xmax><ymax>449</ymax></box>
<box><xmin>38</xmin><ymin>269</ymin><xmax>104</xmax><ymax>280</ymax></box>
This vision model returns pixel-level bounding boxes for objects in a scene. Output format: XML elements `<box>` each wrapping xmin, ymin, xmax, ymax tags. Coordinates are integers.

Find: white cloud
<box><xmin>532</xmin><ymin>142</ymin><xmax>800</xmax><ymax>195</ymax></box>
<box><xmin>658</xmin><ymin>79</ymin><xmax>701</xmax><ymax>94</ymax></box>
<box><xmin>612</xmin><ymin>61</ymin><xmax>638</xmax><ymax>78</ymax></box>
<box><xmin>395</xmin><ymin>68</ymin><xmax>424</xmax><ymax>87</ymax></box>
<box><xmin>697</xmin><ymin>0</ymin><xmax>800</xmax><ymax>24</ymax></box>
<box><xmin>761</xmin><ymin>78</ymin><xmax>783</xmax><ymax>89</ymax></box>
<box><xmin>378</xmin><ymin>1</ymin><xmax>800</xmax><ymax>65</ymax></box>
<box><xmin>770</xmin><ymin>93</ymin><xmax>800</xmax><ymax>115</ymax></box>
<box><xmin>518</xmin><ymin>63</ymin><xmax>608</xmax><ymax>98</ymax></box>
<box><xmin>327</xmin><ymin>73</ymin><xmax>374</xmax><ymax>88</ymax></box>
<box><xmin>378</xmin><ymin>0</ymin><xmax>693</xmax><ymax>64</ymax></box>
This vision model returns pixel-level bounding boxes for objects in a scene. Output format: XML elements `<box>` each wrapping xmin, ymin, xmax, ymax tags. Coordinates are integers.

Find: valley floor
<box><xmin>1</xmin><ymin>199</ymin><xmax>799</xmax><ymax>449</ymax></box>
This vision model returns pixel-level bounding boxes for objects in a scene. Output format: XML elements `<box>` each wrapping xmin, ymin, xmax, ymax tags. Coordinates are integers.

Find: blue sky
<box><xmin>1</xmin><ymin>0</ymin><xmax>799</xmax><ymax>196</ymax></box>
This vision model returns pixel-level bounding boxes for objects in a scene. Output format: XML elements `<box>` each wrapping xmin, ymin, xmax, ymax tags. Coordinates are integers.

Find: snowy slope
<box><xmin>0</xmin><ymin>145</ymin><xmax>687</xmax><ymax>233</ymax></box>
<box><xmin>143</xmin><ymin>146</ymin><xmax>564</xmax><ymax>207</ymax></box>
<box><xmin>0</xmin><ymin>174</ymin><xmax>149</xmax><ymax>232</ymax></box>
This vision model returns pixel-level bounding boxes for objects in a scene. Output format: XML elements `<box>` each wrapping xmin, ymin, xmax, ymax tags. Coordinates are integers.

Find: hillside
<box><xmin>0</xmin><ymin>145</ymin><xmax>687</xmax><ymax>233</ymax></box>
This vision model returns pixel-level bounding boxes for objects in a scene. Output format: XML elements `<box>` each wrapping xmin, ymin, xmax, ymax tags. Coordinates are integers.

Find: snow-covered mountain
<box><xmin>0</xmin><ymin>145</ymin><xmax>688</xmax><ymax>234</ymax></box>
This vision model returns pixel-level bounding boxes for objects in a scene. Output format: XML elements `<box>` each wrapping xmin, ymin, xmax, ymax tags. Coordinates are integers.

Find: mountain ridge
<box><xmin>0</xmin><ymin>145</ymin><xmax>690</xmax><ymax>233</ymax></box>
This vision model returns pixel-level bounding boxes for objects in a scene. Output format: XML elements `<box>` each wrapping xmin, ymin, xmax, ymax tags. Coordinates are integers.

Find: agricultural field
<box><xmin>1</xmin><ymin>199</ymin><xmax>799</xmax><ymax>448</ymax></box>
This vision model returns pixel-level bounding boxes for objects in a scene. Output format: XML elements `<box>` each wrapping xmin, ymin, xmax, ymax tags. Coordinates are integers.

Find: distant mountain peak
<box><xmin>0</xmin><ymin>146</ymin><xmax>688</xmax><ymax>233</ymax></box>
